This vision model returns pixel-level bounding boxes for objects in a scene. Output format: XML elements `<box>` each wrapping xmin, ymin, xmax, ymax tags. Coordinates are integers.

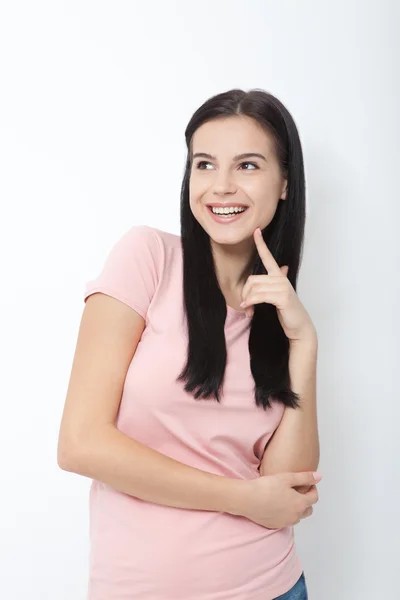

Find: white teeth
<box><xmin>210</xmin><ymin>206</ymin><xmax>247</xmax><ymax>214</ymax></box>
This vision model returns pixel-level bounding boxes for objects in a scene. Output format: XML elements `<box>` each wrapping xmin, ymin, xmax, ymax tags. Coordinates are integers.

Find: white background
<box><xmin>1</xmin><ymin>1</ymin><xmax>399</xmax><ymax>598</ymax></box>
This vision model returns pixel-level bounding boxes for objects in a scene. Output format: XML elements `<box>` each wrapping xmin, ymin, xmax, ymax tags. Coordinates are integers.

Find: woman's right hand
<box><xmin>233</xmin><ymin>471</ymin><xmax>321</xmax><ymax>529</ymax></box>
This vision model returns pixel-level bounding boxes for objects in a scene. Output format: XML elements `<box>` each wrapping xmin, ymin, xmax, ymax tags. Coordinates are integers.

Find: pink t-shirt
<box><xmin>83</xmin><ymin>224</ymin><xmax>303</xmax><ymax>600</ymax></box>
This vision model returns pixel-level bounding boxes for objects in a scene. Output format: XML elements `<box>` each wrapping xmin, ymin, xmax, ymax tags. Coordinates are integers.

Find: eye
<box><xmin>239</xmin><ymin>162</ymin><xmax>259</xmax><ymax>170</ymax></box>
<box><xmin>195</xmin><ymin>161</ymin><xmax>212</xmax><ymax>170</ymax></box>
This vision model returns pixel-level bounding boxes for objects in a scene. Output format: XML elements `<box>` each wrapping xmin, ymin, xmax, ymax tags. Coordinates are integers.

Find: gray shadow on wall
<box><xmin>293</xmin><ymin>141</ymin><xmax>364</xmax><ymax>599</ymax></box>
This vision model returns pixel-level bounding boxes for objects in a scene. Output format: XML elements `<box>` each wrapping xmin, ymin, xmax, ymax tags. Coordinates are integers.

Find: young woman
<box><xmin>58</xmin><ymin>88</ymin><xmax>321</xmax><ymax>600</ymax></box>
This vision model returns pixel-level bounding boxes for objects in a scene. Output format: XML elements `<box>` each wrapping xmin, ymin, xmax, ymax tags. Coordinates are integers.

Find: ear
<box><xmin>280</xmin><ymin>180</ymin><xmax>287</xmax><ymax>200</ymax></box>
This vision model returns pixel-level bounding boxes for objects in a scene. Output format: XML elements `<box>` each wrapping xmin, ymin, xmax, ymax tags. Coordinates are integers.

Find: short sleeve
<box><xmin>83</xmin><ymin>225</ymin><xmax>162</xmax><ymax>320</ymax></box>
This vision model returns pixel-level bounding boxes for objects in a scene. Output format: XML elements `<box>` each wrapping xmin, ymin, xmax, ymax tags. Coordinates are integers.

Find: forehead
<box><xmin>191</xmin><ymin>115</ymin><xmax>274</xmax><ymax>155</ymax></box>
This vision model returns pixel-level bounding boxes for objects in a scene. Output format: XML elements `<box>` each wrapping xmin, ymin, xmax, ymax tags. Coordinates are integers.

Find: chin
<box><xmin>208</xmin><ymin>228</ymin><xmax>253</xmax><ymax>246</ymax></box>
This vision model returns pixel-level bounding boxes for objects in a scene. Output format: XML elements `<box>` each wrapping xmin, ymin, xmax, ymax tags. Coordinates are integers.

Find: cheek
<box><xmin>258</xmin><ymin>203</ymin><xmax>279</xmax><ymax>225</ymax></box>
<box><xmin>190</xmin><ymin>175</ymin><xmax>207</xmax><ymax>196</ymax></box>
<box><xmin>189</xmin><ymin>182</ymin><xmax>207</xmax><ymax>212</ymax></box>
<box><xmin>188</xmin><ymin>194</ymin><xmax>201</xmax><ymax>219</ymax></box>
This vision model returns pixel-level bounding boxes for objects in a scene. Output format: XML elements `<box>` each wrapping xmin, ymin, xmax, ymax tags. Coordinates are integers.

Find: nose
<box><xmin>212</xmin><ymin>170</ymin><xmax>237</xmax><ymax>196</ymax></box>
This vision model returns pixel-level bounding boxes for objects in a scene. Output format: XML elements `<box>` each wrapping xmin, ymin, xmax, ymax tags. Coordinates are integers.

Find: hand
<box><xmin>260</xmin><ymin>466</ymin><xmax>315</xmax><ymax>498</ymax></box>
<box><xmin>294</xmin><ymin>484</ymin><xmax>314</xmax><ymax>494</ymax></box>
<box><xmin>240</xmin><ymin>227</ymin><xmax>317</xmax><ymax>343</ymax></box>
<box><xmin>232</xmin><ymin>471</ymin><xmax>321</xmax><ymax>529</ymax></box>
<box><xmin>294</xmin><ymin>484</ymin><xmax>317</xmax><ymax>520</ymax></box>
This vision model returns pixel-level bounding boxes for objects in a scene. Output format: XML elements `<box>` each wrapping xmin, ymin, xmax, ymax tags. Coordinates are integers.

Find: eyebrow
<box><xmin>192</xmin><ymin>152</ymin><xmax>267</xmax><ymax>163</ymax></box>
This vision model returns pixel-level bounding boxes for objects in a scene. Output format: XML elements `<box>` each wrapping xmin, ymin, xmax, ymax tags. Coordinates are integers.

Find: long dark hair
<box><xmin>177</xmin><ymin>88</ymin><xmax>306</xmax><ymax>411</ymax></box>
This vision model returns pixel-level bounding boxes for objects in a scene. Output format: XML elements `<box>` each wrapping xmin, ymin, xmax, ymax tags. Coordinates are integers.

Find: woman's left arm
<box><xmin>240</xmin><ymin>228</ymin><xmax>321</xmax><ymax>480</ymax></box>
<box><xmin>260</xmin><ymin>336</ymin><xmax>320</xmax><ymax>477</ymax></box>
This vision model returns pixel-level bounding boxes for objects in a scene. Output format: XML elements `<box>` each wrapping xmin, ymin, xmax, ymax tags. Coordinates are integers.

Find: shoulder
<box><xmin>83</xmin><ymin>224</ymin><xmax>180</xmax><ymax>314</ymax></box>
<box><xmin>128</xmin><ymin>225</ymin><xmax>181</xmax><ymax>263</ymax></box>
<box><xmin>135</xmin><ymin>225</ymin><xmax>181</xmax><ymax>250</ymax></box>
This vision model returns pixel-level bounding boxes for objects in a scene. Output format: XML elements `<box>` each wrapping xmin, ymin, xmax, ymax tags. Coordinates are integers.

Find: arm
<box><xmin>260</xmin><ymin>335</ymin><xmax>320</xmax><ymax>477</ymax></box>
<box><xmin>59</xmin><ymin>423</ymin><xmax>245</xmax><ymax>515</ymax></box>
<box><xmin>57</xmin><ymin>292</ymin><xmax>244</xmax><ymax>516</ymax></box>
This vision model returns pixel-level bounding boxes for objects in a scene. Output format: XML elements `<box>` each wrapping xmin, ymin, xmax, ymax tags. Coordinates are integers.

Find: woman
<box><xmin>58</xmin><ymin>88</ymin><xmax>321</xmax><ymax>600</ymax></box>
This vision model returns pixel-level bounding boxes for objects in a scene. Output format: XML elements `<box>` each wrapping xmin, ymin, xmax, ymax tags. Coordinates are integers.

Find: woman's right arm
<box><xmin>57</xmin><ymin>292</ymin><xmax>246</xmax><ymax>516</ymax></box>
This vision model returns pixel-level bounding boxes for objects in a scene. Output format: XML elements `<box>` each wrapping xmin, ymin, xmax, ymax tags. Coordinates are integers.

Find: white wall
<box><xmin>1</xmin><ymin>1</ymin><xmax>398</xmax><ymax>598</ymax></box>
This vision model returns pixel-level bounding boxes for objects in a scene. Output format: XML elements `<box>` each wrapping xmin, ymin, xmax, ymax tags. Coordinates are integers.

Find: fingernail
<box><xmin>313</xmin><ymin>472</ymin><xmax>322</xmax><ymax>481</ymax></box>
<box><xmin>240</xmin><ymin>301</ymin><xmax>246</xmax><ymax>307</ymax></box>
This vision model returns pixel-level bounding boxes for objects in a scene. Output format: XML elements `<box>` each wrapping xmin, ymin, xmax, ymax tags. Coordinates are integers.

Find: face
<box><xmin>189</xmin><ymin>115</ymin><xmax>287</xmax><ymax>247</ymax></box>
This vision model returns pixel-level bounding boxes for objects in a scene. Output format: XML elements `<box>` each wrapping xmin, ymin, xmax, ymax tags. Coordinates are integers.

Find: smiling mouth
<box><xmin>207</xmin><ymin>206</ymin><xmax>249</xmax><ymax>222</ymax></box>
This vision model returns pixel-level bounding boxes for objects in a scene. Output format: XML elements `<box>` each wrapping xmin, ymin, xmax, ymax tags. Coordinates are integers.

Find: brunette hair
<box><xmin>177</xmin><ymin>88</ymin><xmax>306</xmax><ymax>411</ymax></box>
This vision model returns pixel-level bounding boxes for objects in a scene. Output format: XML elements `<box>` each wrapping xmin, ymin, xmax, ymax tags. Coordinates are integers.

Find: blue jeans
<box><xmin>273</xmin><ymin>572</ymin><xmax>308</xmax><ymax>600</ymax></box>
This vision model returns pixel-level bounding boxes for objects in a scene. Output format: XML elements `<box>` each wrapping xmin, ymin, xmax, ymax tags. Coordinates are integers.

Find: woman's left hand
<box><xmin>240</xmin><ymin>228</ymin><xmax>317</xmax><ymax>344</ymax></box>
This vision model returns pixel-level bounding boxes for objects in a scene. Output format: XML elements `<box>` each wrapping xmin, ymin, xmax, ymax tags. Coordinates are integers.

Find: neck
<box><xmin>210</xmin><ymin>237</ymin><xmax>257</xmax><ymax>292</ymax></box>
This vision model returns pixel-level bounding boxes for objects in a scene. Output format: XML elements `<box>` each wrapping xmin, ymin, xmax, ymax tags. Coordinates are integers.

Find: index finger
<box><xmin>254</xmin><ymin>228</ymin><xmax>281</xmax><ymax>275</ymax></box>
